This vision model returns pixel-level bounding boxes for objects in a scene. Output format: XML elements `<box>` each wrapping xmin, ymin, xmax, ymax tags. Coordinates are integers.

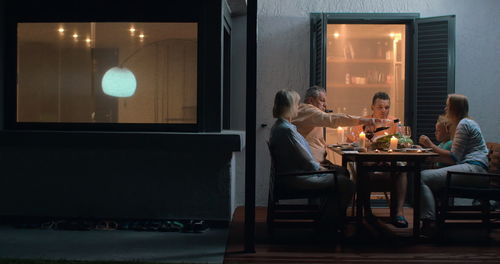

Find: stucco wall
<box><xmin>253</xmin><ymin>0</ymin><xmax>500</xmax><ymax>206</ymax></box>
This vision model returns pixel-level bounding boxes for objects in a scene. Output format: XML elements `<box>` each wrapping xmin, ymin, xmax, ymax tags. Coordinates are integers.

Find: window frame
<box><xmin>4</xmin><ymin>0</ymin><xmax>224</xmax><ymax>132</ymax></box>
<box><xmin>314</xmin><ymin>13</ymin><xmax>419</xmax><ymax>129</ymax></box>
<box><xmin>312</xmin><ymin>13</ymin><xmax>456</xmax><ymax>143</ymax></box>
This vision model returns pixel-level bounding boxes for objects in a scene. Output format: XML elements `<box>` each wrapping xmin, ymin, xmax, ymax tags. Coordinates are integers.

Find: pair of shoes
<box><xmin>159</xmin><ymin>220</ymin><xmax>184</xmax><ymax>232</ymax></box>
<box><xmin>391</xmin><ymin>215</ymin><xmax>408</xmax><ymax>228</ymax></box>
<box><xmin>182</xmin><ymin>220</ymin><xmax>209</xmax><ymax>233</ymax></box>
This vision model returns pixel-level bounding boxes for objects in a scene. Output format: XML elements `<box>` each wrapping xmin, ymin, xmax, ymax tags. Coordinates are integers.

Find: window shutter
<box><xmin>310</xmin><ymin>13</ymin><xmax>326</xmax><ymax>87</ymax></box>
<box><xmin>415</xmin><ymin>16</ymin><xmax>455</xmax><ymax>142</ymax></box>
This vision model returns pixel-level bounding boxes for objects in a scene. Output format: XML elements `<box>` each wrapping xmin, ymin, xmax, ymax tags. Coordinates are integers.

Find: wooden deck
<box><xmin>224</xmin><ymin>206</ymin><xmax>500</xmax><ymax>263</ymax></box>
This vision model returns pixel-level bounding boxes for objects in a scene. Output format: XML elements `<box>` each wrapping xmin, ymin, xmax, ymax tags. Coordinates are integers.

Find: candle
<box><xmin>337</xmin><ymin>126</ymin><xmax>344</xmax><ymax>144</ymax></box>
<box><xmin>389</xmin><ymin>136</ymin><xmax>398</xmax><ymax>150</ymax></box>
<box><xmin>359</xmin><ymin>132</ymin><xmax>366</xmax><ymax>148</ymax></box>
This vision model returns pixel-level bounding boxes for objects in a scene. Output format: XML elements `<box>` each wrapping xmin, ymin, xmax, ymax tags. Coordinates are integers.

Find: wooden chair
<box><xmin>437</xmin><ymin>142</ymin><xmax>500</xmax><ymax>235</ymax></box>
<box><xmin>266</xmin><ymin>142</ymin><xmax>341</xmax><ymax>235</ymax></box>
<box><xmin>348</xmin><ymin>162</ymin><xmax>397</xmax><ymax>218</ymax></box>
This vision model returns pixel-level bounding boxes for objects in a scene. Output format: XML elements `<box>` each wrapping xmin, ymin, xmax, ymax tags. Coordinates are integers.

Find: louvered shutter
<box><xmin>310</xmin><ymin>13</ymin><xmax>326</xmax><ymax>87</ymax></box>
<box><xmin>415</xmin><ymin>16</ymin><xmax>455</xmax><ymax>142</ymax></box>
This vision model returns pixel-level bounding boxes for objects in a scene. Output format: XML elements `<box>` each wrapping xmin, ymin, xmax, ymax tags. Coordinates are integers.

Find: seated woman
<box><xmin>419</xmin><ymin>94</ymin><xmax>489</xmax><ymax>236</ymax></box>
<box><xmin>269</xmin><ymin>89</ymin><xmax>355</xmax><ymax>233</ymax></box>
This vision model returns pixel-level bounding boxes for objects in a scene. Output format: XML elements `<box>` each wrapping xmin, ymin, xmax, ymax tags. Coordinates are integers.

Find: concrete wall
<box><xmin>0</xmin><ymin>132</ymin><xmax>242</xmax><ymax>221</ymax></box>
<box><xmin>253</xmin><ymin>0</ymin><xmax>500</xmax><ymax>206</ymax></box>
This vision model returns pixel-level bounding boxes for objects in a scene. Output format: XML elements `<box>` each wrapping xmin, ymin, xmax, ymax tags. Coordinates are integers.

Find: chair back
<box><xmin>266</xmin><ymin>141</ymin><xmax>278</xmax><ymax>203</ymax></box>
<box><xmin>265</xmin><ymin>140</ymin><xmax>323</xmax><ymax>234</ymax></box>
<box><xmin>487</xmin><ymin>142</ymin><xmax>500</xmax><ymax>173</ymax></box>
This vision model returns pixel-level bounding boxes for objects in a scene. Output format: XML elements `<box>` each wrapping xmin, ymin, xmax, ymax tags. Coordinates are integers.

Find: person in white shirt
<box><xmin>269</xmin><ymin>89</ymin><xmax>355</xmax><ymax>234</ymax></box>
<box><xmin>293</xmin><ymin>86</ymin><xmax>381</xmax><ymax>166</ymax></box>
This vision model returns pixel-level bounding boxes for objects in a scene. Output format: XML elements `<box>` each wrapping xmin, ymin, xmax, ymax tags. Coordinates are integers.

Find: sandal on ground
<box><xmin>391</xmin><ymin>215</ymin><xmax>408</xmax><ymax>228</ymax></box>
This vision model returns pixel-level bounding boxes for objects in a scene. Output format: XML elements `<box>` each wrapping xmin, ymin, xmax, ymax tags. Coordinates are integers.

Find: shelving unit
<box><xmin>327</xmin><ymin>83</ymin><xmax>392</xmax><ymax>89</ymax></box>
<box><xmin>325</xmin><ymin>24</ymin><xmax>405</xmax><ymax>119</ymax></box>
<box><xmin>327</xmin><ymin>57</ymin><xmax>392</xmax><ymax>64</ymax></box>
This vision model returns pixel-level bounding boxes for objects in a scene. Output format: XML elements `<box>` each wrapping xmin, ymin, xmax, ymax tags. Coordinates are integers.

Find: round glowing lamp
<box><xmin>101</xmin><ymin>67</ymin><xmax>137</xmax><ymax>97</ymax></box>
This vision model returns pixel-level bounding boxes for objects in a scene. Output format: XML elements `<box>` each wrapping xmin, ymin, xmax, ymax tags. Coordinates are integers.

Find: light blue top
<box><xmin>269</xmin><ymin>118</ymin><xmax>321</xmax><ymax>174</ymax></box>
<box><xmin>436</xmin><ymin>140</ymin><xmax>452</xmax><ymax>168</ymax></box>
<box><xmin>451</xmin><ymin>118</ymin><xmax>489</xmax><ymax>170</ymax></box>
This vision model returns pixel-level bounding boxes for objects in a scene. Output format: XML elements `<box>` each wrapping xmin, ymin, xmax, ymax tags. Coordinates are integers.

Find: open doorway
<box><xmin>325</xmin><ymin>23</ymin><xmax>406</xmax><ymax>147</ymax></box>
<box><xmin>326</xmin><ymin>24</ymin><xmax>406</xmax><ymax>120</ymax></box>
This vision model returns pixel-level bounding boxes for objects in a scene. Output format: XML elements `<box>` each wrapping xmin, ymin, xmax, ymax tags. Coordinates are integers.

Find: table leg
<box><xmin>390</xmin><ymin>161</ymin><xmax>397</xmax><ymax>219</ymax></box>
<box><xmin>413</xmin><ymin>162</ymin><xmax>422</xmax><ymax>239</ymax></box>
<box><xmin>355</xmin><ymin>161</ymin><xmax>364</xmax><ymax>226</ymax></box>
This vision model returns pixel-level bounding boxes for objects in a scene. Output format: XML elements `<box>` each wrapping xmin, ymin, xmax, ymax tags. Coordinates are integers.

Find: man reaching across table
<box><xmin>292</xmin><ymin>86</ymin><xmax>385</xmax><ymax>172</ymax></box>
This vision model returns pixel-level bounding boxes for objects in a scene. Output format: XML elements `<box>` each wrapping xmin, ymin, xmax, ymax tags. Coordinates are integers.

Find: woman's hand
<box><xmin>419</xmin><ymin>135</ymin><xmax>433</xmax><ymax>148</ymax></box>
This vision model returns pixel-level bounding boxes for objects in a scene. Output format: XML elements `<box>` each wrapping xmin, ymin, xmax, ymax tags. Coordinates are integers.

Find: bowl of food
<box><xmin>370</xmin><ymin>134</ymin><xmax>393</xmax><ymax>150</ymax></box>
<box><xmin>370</xmin><ymin>133</ymin><xmax>414</xmax><ymax>150</ymax></box>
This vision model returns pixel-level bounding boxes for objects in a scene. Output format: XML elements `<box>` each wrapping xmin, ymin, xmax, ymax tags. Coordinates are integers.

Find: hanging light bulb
<box><xmin>101</xmin><ymin>67</ymin><xmax>137</xmax><ymax>97</ymax></box>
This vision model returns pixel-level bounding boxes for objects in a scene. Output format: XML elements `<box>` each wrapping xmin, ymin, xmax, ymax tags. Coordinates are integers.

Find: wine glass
<box><xmin>401</xmin><ymin>126</ymin><xmax>412</xmax><ymax>148</ymax></box>
<box><xmin>402</xmin><ymin>126</ymin><xmax>412</xmax><ymax>138</ymax></box>
<box><xmin>363</xmin><ymin>126</ymin><xmax>375</xmax><ymax>141</ymax></box>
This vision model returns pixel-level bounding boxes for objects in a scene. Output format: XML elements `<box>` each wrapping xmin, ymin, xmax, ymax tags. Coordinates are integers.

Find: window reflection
<box><xmin>17</xmin><ymin>22</ymin><xmax>197</xmax><ymax>124</ymax></box>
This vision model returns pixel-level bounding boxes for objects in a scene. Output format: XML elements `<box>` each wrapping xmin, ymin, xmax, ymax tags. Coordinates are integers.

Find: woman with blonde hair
<box><xmin>418</xmin><ymin>94</ymin><xmax>489</xmax><ymax>236</ymax></box>
<box><xmin>269</xmin><ymin>89</ymin><xmax>354</xmax><ymax>234</ymax></box>
<box><xmin>434</xmin><ymin>114</ymin><xmax>453</xmax><ymax>168</ymax></box>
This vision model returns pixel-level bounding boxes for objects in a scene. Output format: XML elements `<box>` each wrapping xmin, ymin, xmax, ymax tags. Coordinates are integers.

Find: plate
<box><xmin>403</xmin><ymin>148</ymin><xmax>432</xmax><ymax>153</ymax></box>
<box><xmin>328</xmin><ymin>143</ymin><xmax>354</xmax><ymax>148</ymax></box>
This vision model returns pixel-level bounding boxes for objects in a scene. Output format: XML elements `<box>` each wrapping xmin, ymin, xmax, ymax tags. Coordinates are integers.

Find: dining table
<box><xmin>329</xmin><ymin>145</ymin><xmax>439</xmax><ymax>239</ymax></box>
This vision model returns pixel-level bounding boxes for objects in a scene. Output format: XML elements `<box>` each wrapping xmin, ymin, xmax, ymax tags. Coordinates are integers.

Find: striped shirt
<box><xmin>451</xmin><ymin>118</ymin><xmax>489</xmax><ymax>170</ymax></box>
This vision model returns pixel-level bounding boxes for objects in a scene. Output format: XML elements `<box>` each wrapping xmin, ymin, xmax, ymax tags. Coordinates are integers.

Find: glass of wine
<box><xmin>402</xmin><ymin>126</ymin><xmax>412</xmax><ymax>138</ymax></box>
<box><xmin>400</xmin><ymin>126</ymin><xmax>412</xmax><ymax>148</ymax></box>
<box><xmin>364</xmin><ymin>126</ymin><xmax>375</xmax><ymax>141</ymax></box>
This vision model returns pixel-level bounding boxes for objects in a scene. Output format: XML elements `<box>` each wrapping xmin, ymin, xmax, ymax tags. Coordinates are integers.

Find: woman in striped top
<box><xmin>418</xmin><ymin>94</ymin><xmax>489</xmax><ymax>236</ymax></box>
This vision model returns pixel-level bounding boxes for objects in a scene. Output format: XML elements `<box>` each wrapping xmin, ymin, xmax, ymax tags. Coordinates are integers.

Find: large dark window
<box><xmin>18</xmin><ymin>22</ymin><xmax>198</xmax><ymax>125</ymax></box>
<box><xmin>4</xmin><ymin>0</ymin><xmax>227</xmax><ymax>132</ymax></box>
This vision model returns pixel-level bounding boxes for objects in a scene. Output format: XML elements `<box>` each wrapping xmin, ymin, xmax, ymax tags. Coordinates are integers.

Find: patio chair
<box><xmin>437</xmin><ymin>142</ymin><xmax>500</xmax><ymax>235</ymax></box>
<box><xmin>348</xmin><ymin>162</ymin><xmax>398</xmax><ymax>218</ymax></box>
<box><xmin>266</xmin><ymin>142</ymin><xmax>341</xmax><ymax>235</ymax></box>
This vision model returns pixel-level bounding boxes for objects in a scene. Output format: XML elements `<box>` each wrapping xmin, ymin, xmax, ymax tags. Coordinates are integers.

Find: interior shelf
<box><xmin>327</xmin><ymin>57</ymin><xmax>393</xmax><ymax>63</ymax></box>
<box><xmin>327</xmin><ymin>83</ymin><xmax>392</xmax><ymax>88</ymax></box>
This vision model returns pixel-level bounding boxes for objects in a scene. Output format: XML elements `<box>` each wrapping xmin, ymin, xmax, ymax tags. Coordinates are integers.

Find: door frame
<box><xmin>315</xmin><ymin>13</ymin><xmax>420</xmax><ymax>129</ymax></box>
